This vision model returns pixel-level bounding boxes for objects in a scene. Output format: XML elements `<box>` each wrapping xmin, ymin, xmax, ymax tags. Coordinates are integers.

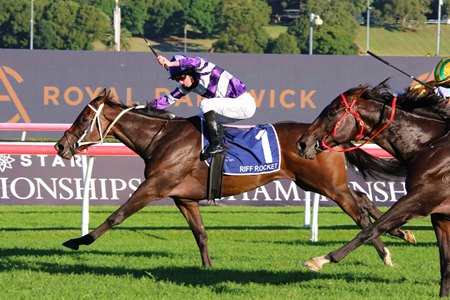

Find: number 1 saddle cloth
<box><xmin>202</xmin><ymin>123</ymin><xmax>281</xmax><ymax>176</ymax></box>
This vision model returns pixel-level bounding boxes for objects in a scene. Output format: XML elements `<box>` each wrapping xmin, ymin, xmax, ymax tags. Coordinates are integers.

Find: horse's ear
<box><xmin>97</xmin><ymin>88</ymin><xmax>109</xmax><ymax>103</ymax></box>
<box><xmin>99</xmin><ymin>88</ymin><xmax>107</xmax><ymax>98</ymax></box>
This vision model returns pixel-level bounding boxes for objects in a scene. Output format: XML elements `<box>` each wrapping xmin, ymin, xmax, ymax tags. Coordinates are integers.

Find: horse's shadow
<box><xmin>0</xmin><ymin>247</ymin><xmax>408</xmax><ymax>287</ymax></box>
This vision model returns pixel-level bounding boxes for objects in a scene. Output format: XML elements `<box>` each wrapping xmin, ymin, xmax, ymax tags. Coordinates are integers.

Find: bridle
<box><xmin>320</xmin><ymin>93</ymin><xmax>397</xmax><ymax>152</ymax></box>
<box><xmin>69</xmin><ymin>102</ymin><xmax>146</xmax><ymax>149</ymax></box>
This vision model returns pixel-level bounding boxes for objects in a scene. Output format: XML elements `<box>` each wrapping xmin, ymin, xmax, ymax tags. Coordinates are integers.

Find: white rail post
<box><xmin>304</xmin><ymin>192</ymin><xmax>311</xmax><ymax>228</ymax></box>
<box><xmin>310</xmin><ymin>193</ymin><xmax>320</xmax><ymax>242</ymax></box>
<box><xmin>81</xmin><ymin>155</ymin><xmax>95</xmax><ymax>236</ymax></box>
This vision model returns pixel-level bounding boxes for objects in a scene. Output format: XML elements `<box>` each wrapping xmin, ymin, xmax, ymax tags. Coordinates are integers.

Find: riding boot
<box><xmin>204</xmin><ymin>110</ymin><xmax>225</xmax><ymax>156</ymax></box>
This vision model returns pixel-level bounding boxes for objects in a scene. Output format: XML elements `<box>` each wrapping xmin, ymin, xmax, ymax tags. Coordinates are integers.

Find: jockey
<box><xmin>428</xmin><ymin>57</ymin><xmax>450</xmax><ymax>145</ymax></box>
<box><xmin>433</xmin><ymin>57</ymin><xmax>450</xmax><ymax>98</ymax></box>
<box><xmin>150</xmin><ymin>54</ymin><xmax>256</xmax><ymax>157</ymax></box>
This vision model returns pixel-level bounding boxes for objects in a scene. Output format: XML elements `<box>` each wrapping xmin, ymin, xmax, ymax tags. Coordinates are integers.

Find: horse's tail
<box><xmin>343</xmin><ymin>143</ymin><xmax>406</xmax><ymax>180</ymax></box>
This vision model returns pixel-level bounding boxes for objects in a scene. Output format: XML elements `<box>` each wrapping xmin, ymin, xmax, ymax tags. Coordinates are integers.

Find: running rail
<box><xmin>0</xmin><ymin>123</ymin><xmax>393</xmax><ymax>157</ymax></box>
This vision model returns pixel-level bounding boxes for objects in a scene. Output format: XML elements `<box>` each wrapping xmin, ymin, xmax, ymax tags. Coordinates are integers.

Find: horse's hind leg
<box><xmin>431</xmin><ymin>213</ymin><xmax>450</xmax><ymax>297</ymax></box>
<box><xmin>352</xmin><ymin>190</ymin><xmax>416</xmax><ymax>245</ymax></box>
<box><xmin>174</xmin><ymin>198</ymin><xmax>212</xmax><ymax>268</ymax></box>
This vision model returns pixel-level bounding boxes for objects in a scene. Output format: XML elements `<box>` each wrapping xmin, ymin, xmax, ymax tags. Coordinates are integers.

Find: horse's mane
<box><xmin>359</xmin><ymin>78</ymin><xmax>449</xmax><ymax>121</ymax></box>
<box><xmin>105</xmin><ymin>97</ymin><xmax>178</xmax><ymax>120</ymax></box>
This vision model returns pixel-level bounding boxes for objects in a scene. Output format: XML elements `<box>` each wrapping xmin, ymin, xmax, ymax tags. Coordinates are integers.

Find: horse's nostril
<box><xmin>298</xmin><ymin>142</ymin><xmax>306</xmax><ymax>151</ymax></box>
<box><xmin>56</xmin><ymin>143</ymin><xmax>65</xmax><ymax>151</ymax></box>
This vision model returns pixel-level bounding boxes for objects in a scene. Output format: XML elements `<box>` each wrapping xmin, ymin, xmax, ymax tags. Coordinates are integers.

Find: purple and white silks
<box><xmin>152</xmin><ymin>56</ymin><xmax>248</xmax><ymax>110</ymax></box>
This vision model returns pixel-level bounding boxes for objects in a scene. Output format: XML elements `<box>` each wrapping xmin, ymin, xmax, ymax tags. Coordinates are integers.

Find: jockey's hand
<box><xmin>157</xmin><ymin>55</ymin><xmax>169</xmax><ymax>68</ymax></box>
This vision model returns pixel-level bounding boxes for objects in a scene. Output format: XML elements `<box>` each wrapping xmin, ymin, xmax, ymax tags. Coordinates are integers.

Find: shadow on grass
<box><xmin>0</xmin><ymin>223</ymin><xmax>432</xmax><ymax>233</ymax></box>
<box><xmin>0</xmin><ymin>225</ymin><xmax>304</xmax><ymax>232</ymax></box>
<box><xmin>0</xmin><ymin>247</ymin><xmax>408</xmax><ymax>288</ymax></box>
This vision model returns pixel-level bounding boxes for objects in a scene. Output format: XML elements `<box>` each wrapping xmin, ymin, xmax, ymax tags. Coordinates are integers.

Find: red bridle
<box><xmin>321</xmin><ymin>93</ymin><xmax>397</xmax><ymax>152</ymax></box>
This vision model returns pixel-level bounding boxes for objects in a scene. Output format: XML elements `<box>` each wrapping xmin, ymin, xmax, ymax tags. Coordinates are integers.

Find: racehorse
<box><xmin>296</xmin><ymin>80</ymin><xmax>450</xmax><ymax>297</ymax></box>
<box><xmin>54</xmin><ymin>89</ymin><xmax>414</xmax><ymax>268</ymax></box>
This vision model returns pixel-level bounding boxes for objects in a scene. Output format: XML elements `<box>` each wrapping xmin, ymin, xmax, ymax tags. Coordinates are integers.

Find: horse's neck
<box><xmin>372</xmin><ymin>108</ymin><xmax>445</xmax><ymax>161</ymax></box>
<box><xmin>110</xmin><ymin>109</ymin><xmax>169</xmax><ymax>156</ymax></box>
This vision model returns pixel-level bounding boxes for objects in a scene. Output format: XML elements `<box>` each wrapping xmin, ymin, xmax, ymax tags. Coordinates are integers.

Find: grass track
<box><xmin>0</xmin><ymin>205</ymin><xmax>439</xmax><ymax>299</ymax></box>
<box><xmin>355</xmin><ymin>24</ymin><xmax>450</xmax><ymax>56</ymax></box>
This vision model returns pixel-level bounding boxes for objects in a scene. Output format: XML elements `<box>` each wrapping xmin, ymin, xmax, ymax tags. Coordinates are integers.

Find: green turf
<box><xmin>0</xmin><ymin>205</ymin><xmax>439</xmax><ymax>299</ymax></box>
<box><xmin>355</xmin><ymin>24</ymin><xmax>450</xmax><ymax>56</ymax></box>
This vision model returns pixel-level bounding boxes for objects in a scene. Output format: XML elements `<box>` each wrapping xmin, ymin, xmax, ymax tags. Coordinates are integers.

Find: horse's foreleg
<box><xmin>62</xmin><ymin>181</ymin><xmax>158</xmax><ymax>250</ymax></box>
<box><xmin>431</xmin><ymin>213</ymin><xmax>450</xmax><ymax>298</ymax></box>
<box><xmin>352</xmin><ymin>190</ymin><xmax>416</xmax><ymax>244</ymax></box>
<box><xmin>174</xmin><ymin>198</ymin><xmax>211</xmax><ymax>268</ymax></box>
<box><xmin>305</xmin><ymin>194</ymin><xmax>428</xmax><ymax>272</ymax></box>
<box><xmin>322</xmin><ymin>188</ymin><xmax>392</xmax><ymax>266</ymax></box>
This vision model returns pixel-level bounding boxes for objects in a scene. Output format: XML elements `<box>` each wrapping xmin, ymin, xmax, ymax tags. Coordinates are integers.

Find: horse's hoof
<box><xmin>383</xmin><ymin>247</ymin><xmax>394</xmax><ymax>267</ymax></box>
<box><xmin>404</xmin><ymin>230</ymin><xmax>417</xmax><ymax>245</ymax></box>
<box><xmin>302</xmin><ymin>257</ymin><xmax>323</xmax><ymax>272</ymax></box>
<box><xmin>62</xmin><ymin>239</ymin><xmax>79</xmax><ymax>250</ymax></box>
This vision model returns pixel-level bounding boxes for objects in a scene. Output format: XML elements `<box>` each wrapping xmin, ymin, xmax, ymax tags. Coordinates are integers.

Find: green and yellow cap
<box><xmin>434</xmin><ymin>57</ymin><xmax>450</xmax><ymax>82</ymax></box>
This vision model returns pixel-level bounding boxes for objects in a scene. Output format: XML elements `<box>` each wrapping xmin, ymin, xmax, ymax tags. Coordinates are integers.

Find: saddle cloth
<box><xmin>202</xmin><ymin>123</ymin><xmax>281</xmax><ymax>175</ymax></box>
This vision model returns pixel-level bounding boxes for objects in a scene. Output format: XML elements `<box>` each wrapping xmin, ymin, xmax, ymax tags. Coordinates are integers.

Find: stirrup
<box><xmin>206</xmin><ymin>145</ymin><xmax>225</xmax><ymax>156</ymax></box>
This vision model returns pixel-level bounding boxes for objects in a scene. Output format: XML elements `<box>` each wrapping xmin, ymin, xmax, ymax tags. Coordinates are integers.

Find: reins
<box><xmin>321</xmin><ymin>93</ymin><xmax>397</xmax><ymax>152</ymax></box>
<box><xmin>75</xmin><ymin>103</ymin><xmax>146</xmax><ymax>148</ymax></box>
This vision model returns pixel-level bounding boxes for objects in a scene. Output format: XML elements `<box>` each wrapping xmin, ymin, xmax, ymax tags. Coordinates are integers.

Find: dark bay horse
<box><xmin>54</xmin><ymin>89</ymin><xmax>414</xmax><ymax>268</ymax></box>
<box><xmin>297</xmin><ymin>80</ymin><xmax>450</xmax><ymax>297</ymax></box>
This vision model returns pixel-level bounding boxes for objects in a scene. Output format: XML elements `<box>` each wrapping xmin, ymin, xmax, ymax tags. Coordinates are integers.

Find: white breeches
<box><xmin>199</xmin><ymin>92</ymin><xmax>256</xmax><ymax>123</ymax></box>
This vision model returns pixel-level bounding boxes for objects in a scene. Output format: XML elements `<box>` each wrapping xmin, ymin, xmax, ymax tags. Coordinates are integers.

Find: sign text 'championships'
<box><xmin>0</xmin><ymin>154</ymin><xmax>407</xmax><ymax>205</ymax></box>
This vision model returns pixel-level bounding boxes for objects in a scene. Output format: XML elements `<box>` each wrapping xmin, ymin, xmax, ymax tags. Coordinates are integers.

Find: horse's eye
<box><xmin>80</xmin><ymin>116</ymin><xmax>89</xmax><ymax>123</ymax></box>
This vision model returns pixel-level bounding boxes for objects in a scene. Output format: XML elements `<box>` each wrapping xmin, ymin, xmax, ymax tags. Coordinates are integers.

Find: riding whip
<box><xmin>367</xmin><ymin>51</ymin><xmax>434</xmax><ymax>91</ymax></box>
<box><xmin>125</xmin><ymin>9</ymin><xmax>168</xmax><ymax>70</ymax></box>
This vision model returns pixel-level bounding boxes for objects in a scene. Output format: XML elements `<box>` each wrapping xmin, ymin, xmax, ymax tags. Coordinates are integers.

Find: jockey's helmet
<box><xmin>434</xmin><ymin>57</ymin><xmax>450</xmax><ymax>83</ymax></box>
<box><xmin>168</xmin><ymin>55</ymin><xmax>190</xmax><ymax>80</ymax></box>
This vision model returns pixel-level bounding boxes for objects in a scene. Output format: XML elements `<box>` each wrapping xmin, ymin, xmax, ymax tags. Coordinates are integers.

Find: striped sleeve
<box><xmin>151</xmin><ymin>85</ymin><xmax>188</xmax><ymax>109</ymax></box>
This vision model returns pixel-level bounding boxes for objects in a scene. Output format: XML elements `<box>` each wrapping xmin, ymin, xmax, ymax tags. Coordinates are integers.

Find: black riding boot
<box><xmin>204</xmin><ymin>110</ymin><xmax>225</xmax><ymax>156</ymax></box>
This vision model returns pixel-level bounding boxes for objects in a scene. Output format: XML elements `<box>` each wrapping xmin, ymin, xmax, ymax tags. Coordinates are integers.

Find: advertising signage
<box><xmin>0</xmin><ymin>153</ymin><xmax>406</xmax><ymax>206</ymax></box>
<box><xmin>1</xmin><ymin>50</ymin><xmax>432</xmax><ymax>205</ymax></box>
<box><xmin>0</xmin><ymin>49</ymin><xmax>439</xmax><ymax>127</ymax></box>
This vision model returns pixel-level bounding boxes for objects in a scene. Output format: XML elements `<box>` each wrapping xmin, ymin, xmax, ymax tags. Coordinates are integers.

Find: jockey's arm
<box><xmin>150</xmin><ymin>87</ymin><xmax>187</xmax><ymax>110</ymax></box>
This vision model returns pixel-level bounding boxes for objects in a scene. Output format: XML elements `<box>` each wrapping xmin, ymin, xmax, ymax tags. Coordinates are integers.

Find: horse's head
<box><xmin>297</xmin><ymin>87</ymin><xmax>368</xmax><ymax>159</ymax></box>
<box><xmin>55</xmin><ymin>89</ymin><xmax>111</xmax><ymax>159</ymax></box>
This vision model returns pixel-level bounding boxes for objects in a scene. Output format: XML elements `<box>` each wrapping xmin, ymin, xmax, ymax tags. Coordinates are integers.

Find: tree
<box><xmin>78</xmin><ymin>0</ymin><xmax>116</xmax><ymax>19</ymax></box>
<box><xmin>267</xmin><ymin>32</ymin><xmax>300</xmax><ymax>54</ymax></box>
<box><xmin>0</xmin><ymin>0</ymin><xmax>34</xmax><ymax>48</ymax></box>
<box><xmin>33</xmin><ymin>1</ymin><xmax>110</xmax><ymax>50</ymax></box>
<box><xmin>121</xmin><ymin>0</ymin><xmax>150</xmax><ymax>36</ymax></box>
<box><xmin>101</xmin><ymin>28</ymin><xmax>132</xmax><ymax>51</ymax></box>
<box><xmin>181</xmin><ymin>0</ymin><xmax>221</xmax><ymax>37</ymax></box>
<box><xmin>373</xmin><ymin>0</ymin><xmax>432</xmax><ymax>29</ymax></box>
<box><xmin>143</xmin><ymin>0</ymin><xmax>183</xmax><ymax>38</ymax></box>
<box><xmin>287</xmin><ymin>0</ymin><xmax>360</xmax><ymax>55</ymax></box>
<box><xmin>212</xmin><ymin>0</ymin><xmax>272</xmax><ymax>53</ymax></box>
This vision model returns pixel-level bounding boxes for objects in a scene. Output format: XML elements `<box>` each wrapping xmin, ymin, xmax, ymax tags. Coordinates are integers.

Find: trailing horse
<box><xmin>297</xmin><ymin>80</ymin><xmax>450</xmax><ymax>297</ymax></box>
<box><xmin>55</xmin><ymin>89</ymin><xmax>413</xmax><ymax>268</ymax></box>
